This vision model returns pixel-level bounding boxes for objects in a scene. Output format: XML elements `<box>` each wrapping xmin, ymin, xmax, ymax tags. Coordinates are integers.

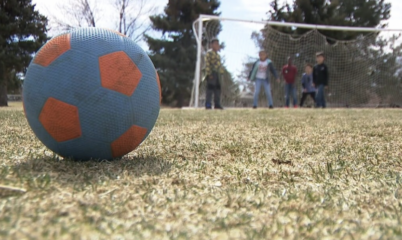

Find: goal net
<box><xmin>190</xmin><ymin>15</ymin><xmax>402</xmax><ymax>108</ymax></box>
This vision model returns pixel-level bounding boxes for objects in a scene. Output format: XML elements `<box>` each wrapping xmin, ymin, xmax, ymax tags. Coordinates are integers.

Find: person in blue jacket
<box><xmin>300</xmin><ymin>63</ymin><xmax>316</xmax><ymax>107</ymax></box>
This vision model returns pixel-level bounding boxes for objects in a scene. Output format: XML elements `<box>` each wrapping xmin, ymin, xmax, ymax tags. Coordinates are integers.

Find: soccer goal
<box><xmin>190</xmin><ymin>14</ymin><xmax>402</xmax><ymax>108</ymax></box>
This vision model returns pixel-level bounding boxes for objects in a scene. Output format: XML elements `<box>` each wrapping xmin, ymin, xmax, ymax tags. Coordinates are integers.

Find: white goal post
<box><xmin>191</xmin><ymin>14</ymin><xmax>402</xmax><ymax>108</ymax></box>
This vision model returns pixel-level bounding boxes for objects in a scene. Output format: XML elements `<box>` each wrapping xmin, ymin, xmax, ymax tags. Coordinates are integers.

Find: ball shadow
<box><xmin>11</xmin><ymin>155</ymin><xmax>172</xmax><ymax>188</ymax></box>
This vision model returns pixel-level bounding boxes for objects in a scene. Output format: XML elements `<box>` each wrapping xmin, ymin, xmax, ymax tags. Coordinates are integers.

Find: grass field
<box><xmin>1</xmin><ymin>103</ymin><xmax>402</xmax><ymax>239</ymax></box>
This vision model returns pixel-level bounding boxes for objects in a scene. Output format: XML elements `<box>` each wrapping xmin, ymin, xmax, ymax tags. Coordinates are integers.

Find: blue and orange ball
<box><xmin>23</xmin><ymin>28</ymin><xmax>161</xmax><ymax>160</ymax></box>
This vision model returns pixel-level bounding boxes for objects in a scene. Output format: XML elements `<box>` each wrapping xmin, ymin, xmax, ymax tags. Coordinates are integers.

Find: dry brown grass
<box><xmin>1</xmin><ymin>104</ymin><xmax>402</xmax><ymax>239</ymax></box>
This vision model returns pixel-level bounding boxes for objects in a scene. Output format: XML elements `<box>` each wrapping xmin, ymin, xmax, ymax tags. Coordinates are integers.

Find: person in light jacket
<box><xmin>248</xmin><ymin>50</ymin><xmax>279</xmax><ymax>109</ymax></box>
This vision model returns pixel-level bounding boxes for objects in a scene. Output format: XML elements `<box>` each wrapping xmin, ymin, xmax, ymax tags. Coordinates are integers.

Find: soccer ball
<box><xmin>23</xmin><ymin>28</ymin><xmax>161</xmax><ymax>160</ymax></box>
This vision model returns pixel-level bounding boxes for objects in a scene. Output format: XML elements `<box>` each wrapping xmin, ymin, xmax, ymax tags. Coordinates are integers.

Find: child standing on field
<box><xmin>205</xmin><ymin>38</ymin><xmax>225</xmax><ymax>110</ymax></box>
<box><xmin>299</xmin><ymin>63</ymin><xmax>316</xmax><ymax>107</ymax></box>
<box><xmin>281</xmin><ymin>57</ymin><xmax>298</xmax><ymax>108</ymax></box>
<box><xmin>313</xmin><ymin>52</ymin><xmax>329</xmax><ymax>108</ymax></box>
<box><xmin>248</xmin><ymin>50</ymin><xmax>279</xmax><ymax>109</ymax></box>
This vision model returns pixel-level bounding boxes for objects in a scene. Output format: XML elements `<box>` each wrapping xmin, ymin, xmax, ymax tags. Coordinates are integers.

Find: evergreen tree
<box><xmin>0</xmin><ymin>0</ymin><xmax>48</xmax><ymax>106</ymax></box>
<box><xmin>145</xmin><ymin>0</ymin><xmax>220</xmax><ymax>107</ymax></box>
<box><xmin>269</xmin><ymin>0</ymin><xmax>390</xmax><ymax>40</ymax></box>
<box><xmin>7</xmin><ymin>70</ymin><xmax>23</xmax><ymax>94</ymax></box>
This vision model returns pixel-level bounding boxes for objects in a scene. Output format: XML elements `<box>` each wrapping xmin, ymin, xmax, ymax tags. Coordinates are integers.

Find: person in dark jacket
<box><xmin>313</xmin><ymin>52</ymin><xmax>329</xmax><ymax>108</ymax></box>
<box><xmin>248</xmin><ymin>50</ymin><xmax>279</xmax><ymax>109</ymax></box>
<box><xmin>300</xmin><ymin>63</ymin><xmax>316</xmax><ymax>107</ymax></box>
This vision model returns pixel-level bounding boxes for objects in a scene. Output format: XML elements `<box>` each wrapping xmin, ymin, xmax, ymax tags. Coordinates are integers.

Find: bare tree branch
<box><xmin>50</xmin><ymin>0</ymin><xmax>98</xmax><ymax>32</ymax></box>
<box><xmin>113</xmin><ymin>0</ymin><xmax>157</xmax><ymax>41</ymax></box>
<box><xmin>48</xmin><ymin>0</ymin><xmax>156</xmax><ymax>42</ymax></box>
<box><xmin>81</xmin><ymin>0</ymin><xmax>97</xmax><ymax>27</ymax></box>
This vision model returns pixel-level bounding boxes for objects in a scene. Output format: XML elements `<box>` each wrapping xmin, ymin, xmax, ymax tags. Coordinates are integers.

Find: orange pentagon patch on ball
<box><xmin>34</xmin><ymin>34</ymin><xmax>71</xmax><ymax>67</ymax></box>
<box><xmin>99</xmin><ymin>51</ymin><xmax>142</xmax><ymax>96</ymax></box>
<box><xmin>39</xmin><ymin>97</ymin><xmax>82</xmax><ymax>142</ymax></box>
<box><xmin>111</xmin><ymin>125</ymin><xmax>147</xmax><ymax>158</ymax></box>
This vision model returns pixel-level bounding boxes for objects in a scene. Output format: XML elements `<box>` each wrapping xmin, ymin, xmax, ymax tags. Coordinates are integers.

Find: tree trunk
<box><xmin>0</xmin><ymin>80</ymin><xmax>8</xmax><ymax>107</ymax></box>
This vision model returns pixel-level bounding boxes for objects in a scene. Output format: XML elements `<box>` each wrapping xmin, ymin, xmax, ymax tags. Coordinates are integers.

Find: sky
<box><xmin>32</xmin><ymin>0</ymin><xmax>402</xmax><ymax>80</ymax></box>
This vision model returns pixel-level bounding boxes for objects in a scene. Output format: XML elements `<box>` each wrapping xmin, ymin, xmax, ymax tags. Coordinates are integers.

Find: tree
<box><xmin>252</xmin><ymin>0</ymin><xmax>396</xmax><ymax>107</ymax></box>
<box><xmin>0</xmin><ymin>0</ymin><xmax>48</xmax><ymax>107</ymax></box>
<box><xmin>51</xmin><ymin>0</ymin><xmax>156</xmax><ymax>42</ymax></box>
<box><xmin>368</xmin><ymin>34</ymin><xmax>402</xmax><ymax>106</ymax></box>
<box><xmin>268</xmin><ymin>0</ymin><xmax>390</xmax><ymax>40</ymax></box>
<box><xmin>7</xmin><ymin>70</ymin><xmax>23</xmax><ymax>94</ymax></box>
<box><xmin>145</xmin><ymin>0</ymin><xmax>221</xmax><ymax>107</ymax></box>
<box><xmin>51</xmin><ymin>0</ymin><xmax>98</xmax><ymax>30</ymax></box>
<box><xmin>113</xmin><ymin>0</ymin><xmax>157</xmax><ymax>42</ymax></box>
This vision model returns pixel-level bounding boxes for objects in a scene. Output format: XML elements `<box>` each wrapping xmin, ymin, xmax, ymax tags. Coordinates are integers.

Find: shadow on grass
<box><xmin>10</xmin><ymin>155</ymin><xmax>172</xmax><ymax>188</ymax></box>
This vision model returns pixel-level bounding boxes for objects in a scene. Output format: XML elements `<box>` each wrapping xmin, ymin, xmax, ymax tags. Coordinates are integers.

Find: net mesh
<box><xmin>192</xmin><ymin>19</ymin><xmax>402</xmax><ymax>108</ymax></box>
